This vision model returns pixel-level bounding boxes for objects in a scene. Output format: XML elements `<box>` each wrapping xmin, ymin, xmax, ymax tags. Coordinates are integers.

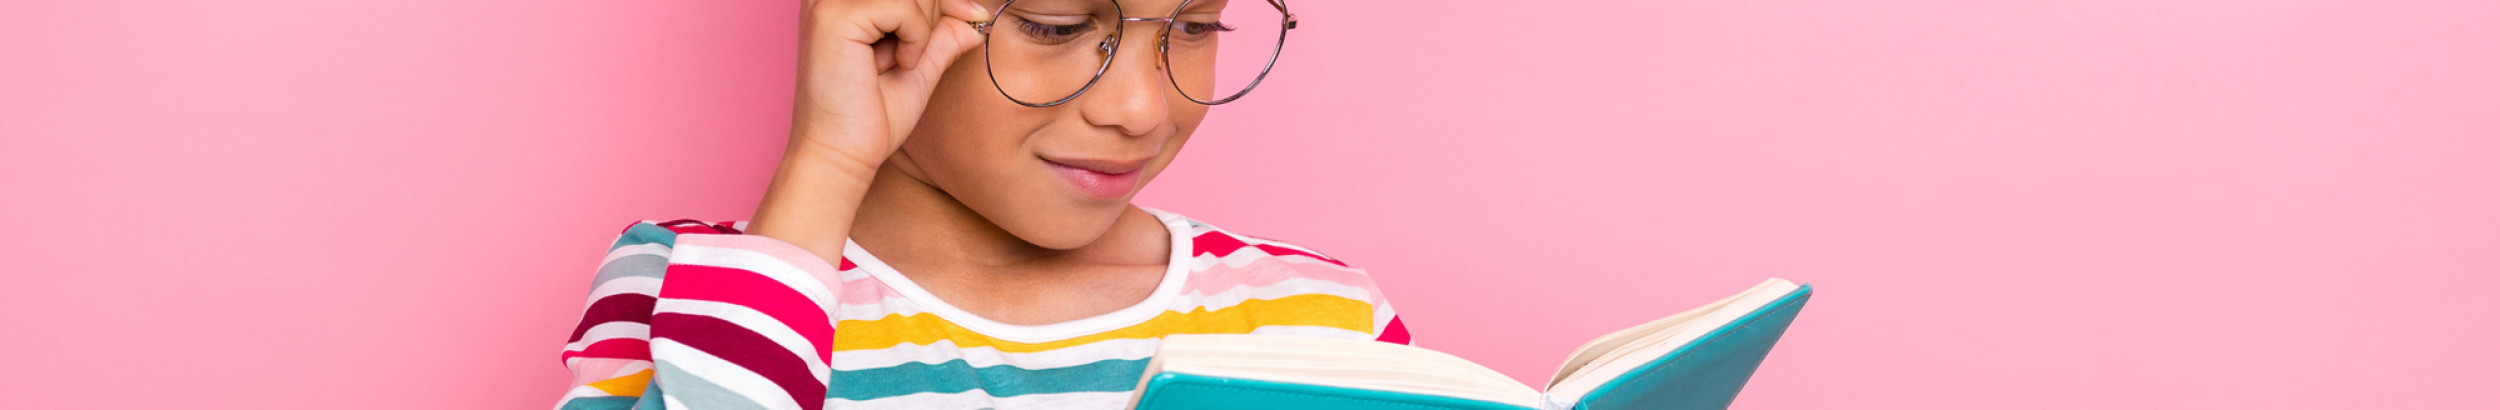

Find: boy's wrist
<box><xmin>749</xmin><ymin>143</ymin><xmax>879</xmax><ymax>264</ymax></box>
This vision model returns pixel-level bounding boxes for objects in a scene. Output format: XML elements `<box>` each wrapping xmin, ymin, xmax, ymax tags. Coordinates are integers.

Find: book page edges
<box><xmin>1543</xmin><ymin>279</ymin><xmax>1805</xmax><ymax>401</ymax></box>
<box><xmin>1545</xmin><ymin>278</ymin><xmax>1796</xmax><ymax>389</ymax></box>
<box><xmin>1569</xmin><ymin>284</ymin><xmax>1809</xmax><ymax>408</ymax></box>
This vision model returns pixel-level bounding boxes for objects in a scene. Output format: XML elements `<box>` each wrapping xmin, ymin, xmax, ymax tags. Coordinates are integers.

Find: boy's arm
<box><xmin>554</xmin><ymin>223</ymin><xmax>845</xmax><ymax>410</ymax></box>
<box><xmin>645</xmin><ymin>233</ymin><xmax>846</xmax><ymax>410</ymax></box>
<box><xmin>552</xmin><ymin>223</ymin><xmax>676</xmax><ymax>410</ymax></box>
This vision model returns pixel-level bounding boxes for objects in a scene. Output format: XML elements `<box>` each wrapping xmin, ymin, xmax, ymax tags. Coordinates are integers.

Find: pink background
<box><xmin>5</xmin><ymin>1</ymin><xmax>2495</xmax><ymax>409</ymax></box>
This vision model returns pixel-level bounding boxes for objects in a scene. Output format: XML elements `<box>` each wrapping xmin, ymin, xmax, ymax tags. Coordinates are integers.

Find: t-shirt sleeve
<box><xmin>554</xmin><ymin>221</ymin><xmax>846</xmax><ymax>410</ymax></box>
<box><xmin>1372</xmin><ymin>288</ymin><xmax>1413</xmax><ymax>346</ymax></box>
<box><xmin>1370</xmin><ymin>303</ymin><xmax>1410</xmax><ymax>345</ymax></box>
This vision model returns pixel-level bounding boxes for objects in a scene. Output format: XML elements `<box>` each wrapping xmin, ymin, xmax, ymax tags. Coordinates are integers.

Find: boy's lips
<box><xmin>1038</xmin><ymin>156</ymin><xmax>1148</xmax><ymax>175</ymax></box>
<box><xmin>1040</xmin><ymin>156</ymin><xmax>1148</xmax><ymax>200</ymax></box>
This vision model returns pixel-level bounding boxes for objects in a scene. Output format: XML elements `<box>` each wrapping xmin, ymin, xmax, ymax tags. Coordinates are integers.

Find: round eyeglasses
<box><xmin>967</xmin><ymin>0</ymin><xmax>1298</xmax><ymax>107</ymax></box>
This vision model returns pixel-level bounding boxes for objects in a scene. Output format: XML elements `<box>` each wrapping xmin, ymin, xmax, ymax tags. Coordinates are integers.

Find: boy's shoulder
<box><xmin>605</xmin><ymin>219</ymin><xmax>748</xmax><ymax>249</ymax></box>
<box><xmin>1157</xmin><ymin>209</ymin><xmax>1383</xmax><ymax>291</ymax></box>
<box><xmin>1172</xmin><ymin>215</ymin><xmax>1356</xmax><ymax>269</ymax></box>
<box><xmin>1160</xmin><ymin>210</ymin><xmax>1410</xmax><ymax>344</ymax></box>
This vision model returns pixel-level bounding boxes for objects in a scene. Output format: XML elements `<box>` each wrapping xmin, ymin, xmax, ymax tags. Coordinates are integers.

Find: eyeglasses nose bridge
<box><xmin>1104</xmin><ymin>17</ymin><xmax>1174</xmax><ymax>69</ymax></box>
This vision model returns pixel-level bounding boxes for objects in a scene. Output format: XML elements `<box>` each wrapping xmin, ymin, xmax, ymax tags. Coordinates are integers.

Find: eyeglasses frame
<box><xmin>965</xmin><ymin>0</ymin><xmax>1298</xmax><ymax>107</ymax></box>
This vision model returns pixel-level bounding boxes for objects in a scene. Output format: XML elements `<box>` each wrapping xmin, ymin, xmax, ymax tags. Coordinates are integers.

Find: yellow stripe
<box><xmin>586</xmin><ymin>369</ymin><xmax>653</xmax><ymax>396</ymax></box>
<box><xmin>834</xmin><ymin>294</ymin><xmax>1374</xmax><ymax>353</ymax></box>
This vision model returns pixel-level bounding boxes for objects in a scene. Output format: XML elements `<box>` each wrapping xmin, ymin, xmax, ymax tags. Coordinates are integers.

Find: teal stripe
<box><xmin>653</xmin><ymin>359</ymin><xmax>769</xmax><ymax>410</ymax></box>
<box><xmin>635</xmin><ymin>380</ymin><xmax>668</xmax><ymax>410</ymax></box>
<box><xmin>610</xmin><ymin>223</ymin><xmax>679</xmax><ymax>251</ymax></box>
<box><xmin>827</xmin><ymin>358</ymin><xmax>1148</xmax><ymax>401</ymax></box>
<box><xmin>555</xmin><ymin>396</ymin><xmax>638</xmax><ymax>410</ymax></box>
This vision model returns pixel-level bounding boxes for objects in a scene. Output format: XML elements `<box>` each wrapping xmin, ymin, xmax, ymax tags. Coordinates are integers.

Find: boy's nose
<box><xmin>1078</xmin><ymin>30</ymin><xmax>1170</xmax><ymax>137</ymax></box>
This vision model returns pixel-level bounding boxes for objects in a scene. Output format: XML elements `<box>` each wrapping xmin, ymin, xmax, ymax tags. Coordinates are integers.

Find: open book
<box><xmin>1125</xmin><ymin>278</ymin><xmax>1812</xmax><ymax>410</ymax></box>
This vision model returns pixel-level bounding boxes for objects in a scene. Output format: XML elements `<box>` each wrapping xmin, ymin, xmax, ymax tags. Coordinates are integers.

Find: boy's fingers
<box><xmin>918</xmin><ymin>0</ymin><xmax>990</xmax><ymax>74</ymax></box>
<box><xmin>872</xmin><ymin>36</ymin><xmax>898</xmax><ymax>72</ymax></box>
<box><xmin>945</xmin><ymin>0</ymin><xmax>991</xmax><ymax>25</ymax></box>
<box><xmin>916</xmin><ymin>17</ymin><xmax>984</xmax><ymax>72</ymax></box>
<box><xmin>884</xmin><ymin>0</ymin><xmax>934</xmax><ymax>71</ymax></box>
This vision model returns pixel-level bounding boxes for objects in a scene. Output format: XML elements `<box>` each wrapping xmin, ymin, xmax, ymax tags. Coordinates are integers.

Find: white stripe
<box><xmin>555</xmin><ymin>385</ymin><xmax>616</xmax><ymax>403</ymax></box>
<box><xmin>601</xmin><ymin>243</ymin><xmax>672</xmax><ymax>266</ymax></box>
<box><xmin>563</xmin><ymin>321</ymin><xmax>651</xmax><ymax>352</ymax></box>
<box><xmin>653</xmin><ymin>299</ymin><xmax>832</xmax><ymax>383</ymax></box>
<box><xmin>833</xmin><ymin>299</ymin><xmax>932</xmax><ymax>323</ymax></box>
<box><xmin>652</xmin><ymin>339</ymin><xmax>803</xmax><ymax>410</ymax></box>
<box><xmin>1376</xmin><ymin>303</ymin><xmax>1400</xmax><ymax>334</ymax></box>
<box><xmin>1192</xmin><ymin>247</ymin><xmax>1357</xmax><ymax>271</ymax></box>
<box><xmin>582</xmin><ymin>276</ymin><xmax>663</xmax><ymax>309</ymax></box>
<box><xmin>669</xmin><ymin>243</ymin><xmax>840</xmax><ymax>312</ymax></box>
<box><xmin>828</xmin><ymin>337</ymin><xmax>1162</xmax><ymax>371</ymax></box>
<box><xmin>609</xmin><ymin>360</ymin><xmax>654</xmax><ymax>379</ymax></box>
<box><xmin>558</xmin><ymin>358</ymin><xmax>656</xmax><ymax>381</ymax></box>
<box><xmin>1229</xmin><ymin>233</ymin><xmax>1334</xmax><ymax>260</ymax></box>
<box><xmin>1170</xmin><ymin>277</ymin><xmax>1378</xmax><ymax>313</ymax></box>
<box><xmin>826</xmin><ymin>279</ymin><xmax>1374</xmax><ymax>344</ymax></box>
<box><xmin>837</xmin><ymin>268</ymin><xmax>871</xmax><ymax>282</ymax></box>
<box><xmin>823</xmin><ymin>390</ymin><xmax>1134</xmax><ymax>410</ymax></box>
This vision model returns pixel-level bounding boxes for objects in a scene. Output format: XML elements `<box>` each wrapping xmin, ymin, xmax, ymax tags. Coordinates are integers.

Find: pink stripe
<box><xmin>1181</xmin><ymin>257</ymin><xmax>1378</xmax><ymax>296</ymax></box>
<box><xmin>675</xmin><ymin>233</ymin><xmax>847</xmax><ymax>299</ymax></box>
<box><xmin>656</xmin><ymin>265</ymin><xmax>835</xmax><ymax>363</ymax></box>
<box><xmin>835</xmin><ymin>276</ymin><xmax>907</xmax><ymax>306</ymax></box>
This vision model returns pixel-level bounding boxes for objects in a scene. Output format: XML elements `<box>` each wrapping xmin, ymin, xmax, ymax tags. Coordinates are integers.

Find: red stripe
<box><xmin>651</xmin><ymin>313</ymin><xmax>827</xmax><ymax>410</ymax></box>
<box><xmin>569</xmin><ymin>293</ymin><xmax>656</xmax><ymax>343</ymax></box>
<box><xmin>656</xmin><ymin>265</ymin><xmax>836</xmax><ymax>363</ymax></box>
<box><xmin>560</xmin><ymin>338</ymin><xmax>651</xmax><ymax>363</ymax></box>
<box><xmin>1375</xmin><ymin>315</ymin><xmax>1412</xmax><ymax>345</ymax></box>
<box><xmin>837</xmin><ymin>257</ymin><xmax>857</xmax><ymax>271</ymax></box>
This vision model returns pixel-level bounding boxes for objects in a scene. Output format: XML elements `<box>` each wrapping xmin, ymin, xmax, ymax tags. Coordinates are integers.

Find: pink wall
<box><xmin>5</xmin><ymin>1</ymin><xmax>2494</xmax><ymax>409</ymax></box>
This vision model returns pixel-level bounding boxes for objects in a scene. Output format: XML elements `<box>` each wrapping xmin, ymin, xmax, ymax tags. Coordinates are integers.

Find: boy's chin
<box><xmin>994</xmin><ymin>199</ymin><xmax>1134</xmax><ymax>251</ymax></box>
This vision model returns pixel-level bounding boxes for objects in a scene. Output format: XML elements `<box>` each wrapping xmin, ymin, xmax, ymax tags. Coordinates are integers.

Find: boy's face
<box><xmin>897</xmin><ymin>0</ymin><xmax>1209</xmax><ymax>250</ymax></box>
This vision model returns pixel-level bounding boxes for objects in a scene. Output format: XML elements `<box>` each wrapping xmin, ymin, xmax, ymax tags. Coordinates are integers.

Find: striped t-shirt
<box><xmin>555</xmin><ymin>207</ymin><xmax>1412</xmax><ymax>410</ymax></box>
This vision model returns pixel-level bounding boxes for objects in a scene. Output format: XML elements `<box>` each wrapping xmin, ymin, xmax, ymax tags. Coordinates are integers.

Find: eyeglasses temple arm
<box><xmin>1269</xmin><ymin>0</ymin><xmax>1297</xmax><ymax>29</ymax></box>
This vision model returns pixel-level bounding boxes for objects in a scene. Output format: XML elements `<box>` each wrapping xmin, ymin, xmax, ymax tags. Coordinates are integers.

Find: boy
<box><xmin>554</xmin><ymin>0</ymin><xmax>1408</xmax><ymax>408</ymax></box>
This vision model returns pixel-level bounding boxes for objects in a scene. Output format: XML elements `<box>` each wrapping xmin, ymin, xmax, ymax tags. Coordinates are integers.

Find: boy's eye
<box><xmin>1015</xmin><ymin>17</ymin><xmax>1097</xmax><ymax>44</ymax></box>
<box><xmin>1174</xmin><ymin>20</ymin><xmax>1234</xmax><ymax>38</ymax></box>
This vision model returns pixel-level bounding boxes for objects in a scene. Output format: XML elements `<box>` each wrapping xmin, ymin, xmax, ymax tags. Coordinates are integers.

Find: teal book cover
<box><xmin>1128</xmin><ymin>279</ymin><xmax>1812</xmax><ymax>410</ymax></box>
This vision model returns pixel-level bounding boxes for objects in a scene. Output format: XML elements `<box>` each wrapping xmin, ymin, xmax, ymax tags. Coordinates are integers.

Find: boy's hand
<box><xmin>752</xmin><ymin>0</ymin><xmax>991</xmax><ymax>262</ymax></box>
<box><xmin>790</xmin><ymin>0</ymin><xmax>990</xmax><ymax>176</ymax></box>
